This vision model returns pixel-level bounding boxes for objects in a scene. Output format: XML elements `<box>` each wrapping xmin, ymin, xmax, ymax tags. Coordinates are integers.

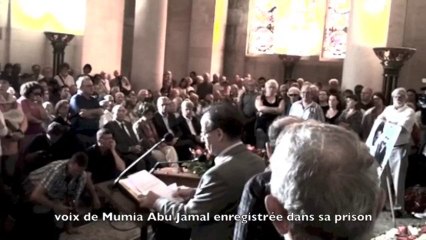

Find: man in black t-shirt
<box><xmin>86</xmin><ymin>128</ymin><xmax>126</xmax><ymax>184</ymax></box>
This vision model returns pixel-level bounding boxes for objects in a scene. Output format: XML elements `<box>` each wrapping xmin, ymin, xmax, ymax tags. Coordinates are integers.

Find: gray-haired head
<box><xmin>266</xmin><ymin>122</ymin><xmax>382</xmax><ymax>240</ymax></box>
<box><xmin>391</xmin><ymin>87</ymin><xmax>407</xmax><ymax>108</ymax></box>
<box><xmin>267</xmin><ymin>116</ymin><xmax>303</xmax><ymax>156</ymax></box>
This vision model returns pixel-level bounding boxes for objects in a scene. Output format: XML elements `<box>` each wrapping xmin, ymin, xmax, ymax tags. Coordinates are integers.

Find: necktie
<box><xmin>121</xmin><ymin>122</ymin><xmax>131</xmax><ymax>137</ymax></box>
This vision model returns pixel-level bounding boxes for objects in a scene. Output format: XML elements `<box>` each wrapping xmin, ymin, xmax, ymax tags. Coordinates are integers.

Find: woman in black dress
<box><xmin>325</xmin><ymin>93</ymin><xmax>342</xmax><ymax>124</ymax></box>
<box><xmin>254</xmin><ymin>79</ymin><xmax>285</xmax><ymax>149</ymax></box>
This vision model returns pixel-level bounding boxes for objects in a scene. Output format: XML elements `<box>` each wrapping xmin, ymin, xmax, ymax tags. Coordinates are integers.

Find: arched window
<box><xmin>246</xmin><ymin>0</ymin><xmax>350</xmax><ymax>60</ymax></box>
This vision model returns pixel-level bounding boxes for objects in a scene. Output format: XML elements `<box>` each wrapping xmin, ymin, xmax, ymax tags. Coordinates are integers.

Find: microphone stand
<box><xmin>112</xmin><ymin>138</ymin><xmax>166</xmax><ymax>188</ymax></box>
<box><xmin>149</xmin><ymin>160</ymin><xmax>191</xmax><ymax>174</ymax></box>
<box><xmin>148</xmin><ymin>155</ymin><xmax>208</xmax><ymax>174</ymax></box>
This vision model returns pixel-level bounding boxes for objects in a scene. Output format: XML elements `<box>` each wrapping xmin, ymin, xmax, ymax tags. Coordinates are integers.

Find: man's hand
<box><xmin>108</xmin><ymin>139</ymin><xmax>116</xmax><ymax>150</ymax></box>
<box><xmin>138</xmin><ymin>191</ymin><xmax>160</xmax><ymax>209</ymax></box>
<box><xmin>130</xmin><ymin>145</ymin><xmax>142</xmax><ymax>154</ymax></box>
<box><xmin>79</xmin><ymin>109</ymin><xmax>90</xmax><ymax>118</ymax></box>
<box><xmin>173</xmin><ymin>186</ymin><xmax>195</xmax><ymax>202</ymax></box>
<box><xmin>10</xmin><ymin>132</ymin><xmax>24</xmax><ymax>141</ymax></box>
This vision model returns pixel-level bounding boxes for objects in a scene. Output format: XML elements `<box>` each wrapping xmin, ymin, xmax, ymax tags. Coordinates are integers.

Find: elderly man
<box><xmin>153</xmin><ymin>96</ymin><xmax>180</xmax><ymax>138</ymax></box>
<box><xmin>104</xmin><ymin>105</ymin><xmax>154</xmax><ymax>170</ymax></box>
<box><xmin>360</xmin><ymin>87</ymin><xmax>374</xmax><ymax>110</ymax></box>
<box><xmin>286</xmin><ymin>86</ymin><xmax>301</xmax><ymax>116</ymax></box>
<box><xmin>328</xmin><ymin>78</ymin><xmax>340</xmax><ymax>94</ymax></box>
<box><xmin>376</xmin><ymin>87</ymin><xmax>415</xmax><ymax>216</ymax></box>
<box><xmin>265</xmin><ymin>122</ymin><xmax>384</xmax><ymax>239</ymax></box>
<box><xmin>176</xmin><ymin>100</ymin><xmax>202</xmax><ymax>160</ymax></box>
<box><xmin>289</xmin><ymin>85</ymin><xmax>325</xmax><ymax>122</ymax></box>
<box><xmin>139</xmin><ymin>103</ymin><xmax>265</xmax><ymax>240</ymax></box>
<box><xmin>69</xmin><ymin>76</ymin><xmax>103</xmax><ymax>146</ymax></box>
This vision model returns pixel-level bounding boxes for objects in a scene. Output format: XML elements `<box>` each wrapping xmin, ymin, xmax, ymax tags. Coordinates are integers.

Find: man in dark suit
<box><xmin>234</xmin><ymin>116</ymin><xmax>302</xmax><ymax>240</ymax></box>
<box><xmin>153</xmin><ymin>96</ymin><xmax>195</xmax><ymax>160</ymax></box>
<box><xmin>104</xmin><ymin>105</ymin><xmax>155</xmax><ymax>170</ymax></box>
<box><xmin>153</xmin><ymin>96</ymin><xmax>180</xmax><ymax>138</ymax></box>
<box><xmin>176</xmin><ymin>100</ymin><xmax>203</xmax><ymax>160</ymax></box>
<box><xmin>139</xmin><ymin>103</ymin><xmax>265</xmax><ymax>240</ymax></box>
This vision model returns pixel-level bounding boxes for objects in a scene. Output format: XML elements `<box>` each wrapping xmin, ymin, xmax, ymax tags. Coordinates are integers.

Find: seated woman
<box><xmin>337</xmin><ymin>94</ymin><xmax>363</xmax><ymax>137</ymax></box>
<box><xmin>0</xmin><ymin>79</ymin><xmax>27</xmax><ymax>186</ymax></box>
<box><xmin>254</xmin><ymin>79</ymin><xmax>285</xmax><ymax>149</ymax></box>
<box><xmin>53</xmin><ymin>100</ymin><xmax>71</xmax><ymax>127</ymax></box>
<box><xmin>133</xmin><ymin>103</ymin><xmax>178</xmax><ymax>165</ymax></box>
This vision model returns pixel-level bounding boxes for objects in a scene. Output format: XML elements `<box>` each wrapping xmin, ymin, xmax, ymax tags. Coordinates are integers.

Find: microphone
<box><xmin>112</xmin><ymin>133</ymin><xmax>174</xmax><ymax>187</ymax></box>
<box><xmin>149</xmin><ymin>154</ymin><xmax>207</xmax><ymax>174</ymax></box>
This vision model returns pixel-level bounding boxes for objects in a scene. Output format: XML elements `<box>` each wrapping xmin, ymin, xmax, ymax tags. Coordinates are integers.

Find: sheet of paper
<box><xmin>121</xmin><ymin>170</ymin><xmax>179</xmax><ymax>201</ymax></box>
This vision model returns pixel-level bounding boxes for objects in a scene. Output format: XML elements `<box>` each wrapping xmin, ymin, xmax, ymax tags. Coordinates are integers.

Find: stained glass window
<box><xmin>321</xmin><ymin>0</ymin><xmax>351</xmax><ymax>59</ymax></box>
<box><xmin>246</xmin><ymin>0</ymin><xmax>277</xmax><ymax>54</ymax></box>
<box><xmin>246</xmin><ymin>0</ymin><xmax>351</xmax><ymax>59</ymax></box>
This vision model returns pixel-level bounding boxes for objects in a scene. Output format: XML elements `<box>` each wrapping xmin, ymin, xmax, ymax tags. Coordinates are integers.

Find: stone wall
<box><xmin>398</xmin><ymin>0</ymin><xmax>426</xmax><ymax>91</ymax></box>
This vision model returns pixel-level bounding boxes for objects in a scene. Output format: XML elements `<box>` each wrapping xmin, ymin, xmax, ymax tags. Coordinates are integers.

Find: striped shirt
<box><xmin>24</xmin><ymin>160</ymin><xmax>86</xmax><ymax>202</ymax></box>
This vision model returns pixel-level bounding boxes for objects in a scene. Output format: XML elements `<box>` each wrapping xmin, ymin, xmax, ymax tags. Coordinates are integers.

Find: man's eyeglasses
<box><xmin>288</xmin><ymin>94</ymin><xmax>299</xmax><ymax>97</ymax></box>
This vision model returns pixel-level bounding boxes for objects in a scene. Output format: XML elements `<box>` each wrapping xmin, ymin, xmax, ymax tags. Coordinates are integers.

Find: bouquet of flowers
<box><xmin>372</xmin><ymin>224</ymin><xmax>426</xmax><ymax>240</ymax></box>
<box><xmin>182</xmin><ymin>148</ymin><xmax>213</xmax><ymax>176</ymax></box>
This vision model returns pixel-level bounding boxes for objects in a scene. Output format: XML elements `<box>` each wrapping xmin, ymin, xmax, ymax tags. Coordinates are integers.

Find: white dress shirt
<box><xmin>378</xmin><ymin>104</ymin><xmax>415</xmax><ymax>146</ymax></box>
<box><xmin>99</xmin><ymin>110</ymin><xmax>113</xmax><ymax>127</ymax></box>
<box><xmin>162</xmin><ymin>114</ymin><xmax>173</xmax><ymax>134</ymax></box>
<box><xmin>289</xmin><ymin>100</ymin><xmax>325</xmax><ymax>122</ymax></box>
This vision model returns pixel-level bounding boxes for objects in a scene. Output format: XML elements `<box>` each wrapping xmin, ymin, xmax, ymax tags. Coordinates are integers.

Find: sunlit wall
<box><xmin>11</xmin><ymin>0</ymin><xmax>86</xmax><ymax>35</ymax></box>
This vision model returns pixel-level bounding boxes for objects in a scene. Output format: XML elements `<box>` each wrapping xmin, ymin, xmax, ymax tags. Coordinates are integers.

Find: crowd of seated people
<box><xmin>0</xmin><ymin>61</ymin><xmax>426</xmax><ymax>239</ymax></box>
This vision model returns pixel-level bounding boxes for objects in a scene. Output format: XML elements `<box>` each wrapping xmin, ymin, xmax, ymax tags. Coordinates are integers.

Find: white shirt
<box><xmin>214</xmin><ymin>141</ymin><xmax>243</xmax><ymax>166</ymax></box>
<box><xmin>99</xmin><ymin>110</ymin><xmax>113</xmax><ymax>128</ymax></box>
<box><xmin>184</xmin><ymin>117</ymin><xmax>197</xmax><ymax>136</ymax></box>
<box><xmin>289</xmin><ymin>100</ymin><xmax>325</xmax><ymax>122</ymax></box>
<box><xmin>161</xmin><ymin>114</ymin><xmax>173</xmax><ymax>134</ymax></box>
<box><xmin>54</xmin><ymin>74</ymin><xmax>75</xmax><ymax>87</ymax></box>
<box><xmin>377</xmin><ymin>104</ymin><xmax>415</xmax><ymax>145</ymax></box>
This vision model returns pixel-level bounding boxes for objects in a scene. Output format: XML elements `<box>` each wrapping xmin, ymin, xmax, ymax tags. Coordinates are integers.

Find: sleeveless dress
<box><xmin>255</xmin><ymin>95</ymin><xmax>282</xmax><ymax>133</ymax></box>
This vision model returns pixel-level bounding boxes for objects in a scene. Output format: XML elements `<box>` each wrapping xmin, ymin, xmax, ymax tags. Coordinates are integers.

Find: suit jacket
<box><xmin>104</xmin><ymin>120</ymin><xmax>139</xmax><ymax>155</ymax></box>
<box><xmin>133</xmin><ymin>118</ymin><xmax>160</xmax><ymax>148</ymax></box>
<box><xmin>152</xmin><ymin>112</ymin><xmax>180</xmax><ymax>138</ymax></box>
<box><xmin>155</xmin><ymin>143</ymin><xmax>265</xmax><ymax>240</ymax></box>
<box><xmin>233</xmin><ymin>171</ymin><xmax>282</xmax><ymax>240</ymax></box>
<box><xmin>177</xmin><ymin>115</ymin><xmax>201</xmax><ymax>144</ymax></box>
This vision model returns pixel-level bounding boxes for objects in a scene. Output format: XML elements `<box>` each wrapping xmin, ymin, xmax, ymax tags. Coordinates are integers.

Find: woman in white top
<box><xmin>0</xmin><ymin>78</ymin><xmax>25</xmax><ymax>184</ymax></box>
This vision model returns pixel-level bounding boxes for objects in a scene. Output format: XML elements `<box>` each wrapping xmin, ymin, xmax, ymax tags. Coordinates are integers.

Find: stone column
<box><xmin>82</xmin><ymin>0</ymin><xmax>124</xmax><ymax>75</ymax></box>
<box><xmin>187</xmin><ymin>0</ymin><xmax>228</xmax><ymax>75</ymax></box>
<box><xmin>342</xmin><ymin>0</ymin><xmax>392</xmax><ymax>92</ymax></box>
<box><xmin>0</xmin><ymin>0</ymin><xmax>11</xmax><ymax>64</ymax></box>
<box><xmin>131</xmin><ymin>0</ymin><xmax>168</xmax><ymax>91</ymax></box>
